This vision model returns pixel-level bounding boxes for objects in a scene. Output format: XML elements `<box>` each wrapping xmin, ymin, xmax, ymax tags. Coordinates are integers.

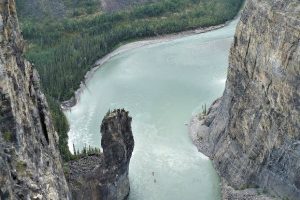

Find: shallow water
<box><xmin>65</xmin><ymin>19</ymin><xmax>239</xmax><ymax>200</ymax></box>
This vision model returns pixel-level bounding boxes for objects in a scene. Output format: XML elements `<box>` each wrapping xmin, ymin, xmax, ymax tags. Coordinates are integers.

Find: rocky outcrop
<box><xmin>189</xmin><ymin>0</ymin><xmax>300</xmax><ymax>199</ymax></box>
<box><xmin>0</xmin><ymin>0</ymin><xmax>70</xmax><ymax>199</ymax></box>
<box><xmin>67</xmin><ymin>109</ymin><xmax>134</xmax><ymax>200</ymax></box>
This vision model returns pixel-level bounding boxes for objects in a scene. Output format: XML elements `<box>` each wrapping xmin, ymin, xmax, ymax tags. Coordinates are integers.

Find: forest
<box><xmin>16</xmin><ymin>0</ymin><xmax>244</xmax><ymax>161</ymax></box>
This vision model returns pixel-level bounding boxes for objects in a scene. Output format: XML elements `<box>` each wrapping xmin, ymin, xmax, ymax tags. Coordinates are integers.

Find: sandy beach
<box><xmin>60</xmin><ymin>21</ymin><xmax>232</xmax><ymax>110</ymax></box>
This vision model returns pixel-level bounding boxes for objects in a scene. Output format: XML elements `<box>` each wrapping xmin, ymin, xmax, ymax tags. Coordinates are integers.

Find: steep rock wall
<box><xmin>189</xmin><ymin>0</ymin><xmax>300</xmax><ymax>199</ymax></box>
<box><xmin>0</xmin><ymin>0</ymin><xmax>70</xmax><ymax>199</ymax></box>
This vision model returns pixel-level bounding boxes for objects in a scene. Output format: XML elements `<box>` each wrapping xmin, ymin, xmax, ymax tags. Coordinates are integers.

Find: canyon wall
<box><xmin>190</xmin><ymin>0</ymin><xmax>300</xmax><ymax>199</ymax></box>
<box><xmin>0</xmin><ymin>0</ymin><xmax>70</xmax><ymax>199</ymax></box>
<box><xmin>67</xmin><ymin>109</ymin><xmax>134</xmax><ymax>200</ymax></box>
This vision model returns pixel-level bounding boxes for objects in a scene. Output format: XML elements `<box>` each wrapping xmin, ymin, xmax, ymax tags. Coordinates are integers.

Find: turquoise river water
<box><xmin>65</xmin><ymin>19</ymin><xmax>239</xmax><ymax>200</ymax></box>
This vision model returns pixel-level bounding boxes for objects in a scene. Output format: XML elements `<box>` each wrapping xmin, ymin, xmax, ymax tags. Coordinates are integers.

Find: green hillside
<box><xmin>16</xmin><ymin>0</ymin><xmax>244</xmax><ymax>161</ymax></box>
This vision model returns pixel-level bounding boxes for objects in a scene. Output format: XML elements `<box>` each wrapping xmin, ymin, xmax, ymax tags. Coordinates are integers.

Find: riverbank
<box><xmin>188</xmin><ymin>108</ymin><xmax>278</xmax><ymax>200</ymax></box>
<box><xmin>64</xmin><ymin>22</ymin><xmax>235</xmax><ymax>199</ymax></box>
<box><xmin>61</xmin><ymin>20</ymin><xmax>233</xmax><ymax>110</ymax></box>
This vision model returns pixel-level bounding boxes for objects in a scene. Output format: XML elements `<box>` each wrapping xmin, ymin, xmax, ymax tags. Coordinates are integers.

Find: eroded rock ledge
<box><xmin>67</xmin><ymin>109</ymin><xmax>134</xmax><ymax>200</ymax></box>
<box><xmin>190</xmin><ymin>0</ymin><xmax>300</xmax><ymax>199</ymax></box>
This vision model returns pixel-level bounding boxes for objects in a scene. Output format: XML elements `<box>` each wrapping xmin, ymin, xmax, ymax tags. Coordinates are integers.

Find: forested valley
<box><xmin>16</xmin><ymin>0</ymin><xmax>244</xmax><ymax>161</ymax></box>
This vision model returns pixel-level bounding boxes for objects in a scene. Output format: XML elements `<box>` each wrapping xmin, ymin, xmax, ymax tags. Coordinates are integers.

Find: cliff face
<box><xmin>0</xmin><ymin>0</ymin><xmax>70</xmax><ymax>199</ymax></box>
<box><xmin>190</xmin><ymin>0</ymin><xmax>300</xmax><ymax>199</ymax></box>
<box><xmin>68</xmin><ymin>109</ymin><xmax>134</xmax><ymax>200</ymax></box>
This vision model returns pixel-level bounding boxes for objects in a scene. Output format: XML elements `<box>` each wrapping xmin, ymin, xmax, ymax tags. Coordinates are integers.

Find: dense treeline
<box><xmin>46</xmin><ymin>95</ymin><xmax>72</xmax><ymax>160</ymax></box>
<box><xmin>15</xmin><ymin>0</ymin><xmax>101</xmax><ymax>19</ymax></box>
<box><xmin>18</xmin><ymin>0</ymin><xmax>244</xmax><ymax>161</ymax></box>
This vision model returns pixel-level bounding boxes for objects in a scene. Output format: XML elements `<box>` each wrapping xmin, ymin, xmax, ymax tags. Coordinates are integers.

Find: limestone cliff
<box><xmin>189</xmin><ymin>0</ymin><xmax>300</xmax><ymax>199</ymax></box>
<box><xmin>67</xmin><ymin>109</ymin><xmax>134</xmax><ymax>200</ymax></box>
<box><xmin>0</xmin><ymin>0</ymin><xmax>70</xmax><ymax>199</ymax></box>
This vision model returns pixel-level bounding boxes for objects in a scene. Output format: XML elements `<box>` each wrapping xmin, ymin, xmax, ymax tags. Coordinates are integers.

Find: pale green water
<box><xmin>65</xmin><ymin>19</ymin><xmax>238</xmax><ymax>200</ymax></box>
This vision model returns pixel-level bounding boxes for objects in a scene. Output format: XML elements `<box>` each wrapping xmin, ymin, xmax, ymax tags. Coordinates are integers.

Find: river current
<box><xmin>65</xmin><ymin>19</ymin><xmax>239</xmax><ymax>200</ymax></box>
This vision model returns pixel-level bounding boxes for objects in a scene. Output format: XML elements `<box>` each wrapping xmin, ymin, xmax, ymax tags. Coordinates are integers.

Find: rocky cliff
<box><xmin>67</xmin><ymin>109</ymin><xmax>134</xmax><ymax>200</ymax></box>
<box><xmin>189</xmin><ymin>0</ymin><xmax>300</xmax><ymax>199</ymax></box>
<box><xmin>0</xmin><ymin>0</ymin><xmax>70</xmax><ymax>199</ymax></box>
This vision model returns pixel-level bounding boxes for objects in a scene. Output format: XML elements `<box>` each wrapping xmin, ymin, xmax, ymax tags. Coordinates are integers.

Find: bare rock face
<box><xmin>189</xmin><ymin>0</ymin><xmax>300</xmax><ymax>199</ymax></box>
<box><xmin>68</xmin><ymin>109</ymin><xmax>134</xmax><ymax>200</ymax></box>
<box><xmin>0</xmin><ymin>0</ymin><xmax>70</xmax><ymax>199</ymax></box>
<box><xmin>101</xmin><ymin>109</ymin><xmax>134</xmax><ymax>171</ymax></box>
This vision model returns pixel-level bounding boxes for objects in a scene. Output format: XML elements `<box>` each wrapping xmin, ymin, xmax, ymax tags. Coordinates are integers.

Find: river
<box><xmin>65</xmin><ymin>19</ymin><xmax>239</xmax><ymax>200</ymax></box>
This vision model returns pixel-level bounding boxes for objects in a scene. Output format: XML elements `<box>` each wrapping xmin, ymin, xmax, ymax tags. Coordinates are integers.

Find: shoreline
<box><xmin>188</xmin><ymin>103</ymin><xmax>277</xmax><ymax>200</ymax></box>
<box><xmin>60</xmin><ymin>20</ymin><xmax>235</xmax><ymax>110</ymax></box>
